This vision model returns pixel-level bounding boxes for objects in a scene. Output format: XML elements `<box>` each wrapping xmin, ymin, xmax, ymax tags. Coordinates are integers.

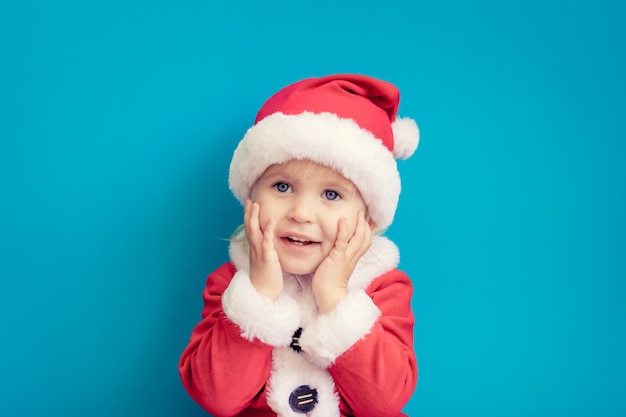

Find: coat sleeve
<box><xmin>178</xmin><ymin>262</ymin><xmax>301</xmax><ymax>417</ymax></box>
<box><xmin>299</xmin><ymin>269</ymin><xmax>417</xmax><ymax>417</ymax></box>
<box><xmin>178</xmin><ymin>263</ymin><xmax>271</xmax><ymax>416</ymax></box>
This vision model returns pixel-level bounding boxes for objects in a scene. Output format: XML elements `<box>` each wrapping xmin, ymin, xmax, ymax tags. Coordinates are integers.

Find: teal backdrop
<box><xmin>1</xmin><ymin>1</ymin><xmax>625</xmax><ymax>416</ymax></box>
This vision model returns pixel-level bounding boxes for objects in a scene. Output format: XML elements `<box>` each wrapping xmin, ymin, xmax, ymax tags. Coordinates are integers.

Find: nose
<box><xmin>287</xmin><ymin>195</ymin><xmax>314</xmax><ymax>223</ymax></box>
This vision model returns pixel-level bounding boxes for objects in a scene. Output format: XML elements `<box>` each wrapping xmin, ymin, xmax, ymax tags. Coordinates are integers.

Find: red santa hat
<box><xmin>228</xmin><ymin>74</ymin><xmax>419</xmax><ymax>231</ymax></box>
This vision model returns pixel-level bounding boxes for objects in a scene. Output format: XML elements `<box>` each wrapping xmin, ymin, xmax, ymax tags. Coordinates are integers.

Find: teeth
<box><xmin>288</xmin><ymin>236</ymin><xmax>311</xmax><ymax>245</ymax></box>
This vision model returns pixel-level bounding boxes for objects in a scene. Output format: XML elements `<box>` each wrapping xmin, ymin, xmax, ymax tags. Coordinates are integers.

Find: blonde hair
<box><xmin>230</xmin><ymin>223</ymin><xmax>246</xmax><ymax>244</ymax></box>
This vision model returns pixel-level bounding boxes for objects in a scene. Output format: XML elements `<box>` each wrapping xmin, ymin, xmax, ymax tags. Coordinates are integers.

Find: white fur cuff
<box><xmin>299</xmin><ymin>290</ymin><xmax>381</xmax><ymax>367</ymax></box>
<box><xmin>222</xmin><ymin>271</ymin><xmax>301</xmax><ymax>347</ymax></box>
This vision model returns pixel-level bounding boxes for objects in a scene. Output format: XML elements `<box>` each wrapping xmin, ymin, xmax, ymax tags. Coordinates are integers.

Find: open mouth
<box><xmin>285</xmin><ymin>236</ymin><xmax>318</xmax><ymax>246</ymax></box>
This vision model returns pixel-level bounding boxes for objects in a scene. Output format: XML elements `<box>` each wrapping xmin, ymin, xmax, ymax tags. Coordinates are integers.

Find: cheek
<box><xmin>256</xmin><ymin>209</ymin><xmax>271</xmax><ymax>231</ymax></box>
<box><xmin>324</xmin><ymin>216</ymin><xmax>357</xmax><ymax>240</ymax></box>
<box><xmin>256</xmin><ymin>201</ymin><xmax>280</xmax><ymax>231</ymax></box>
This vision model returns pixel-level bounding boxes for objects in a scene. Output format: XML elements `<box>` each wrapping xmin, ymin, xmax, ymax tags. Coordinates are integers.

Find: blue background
<box><xmin>1</xmin><ymin>1</ymin><xmax>625</xmax><ymax>416</ymax></box>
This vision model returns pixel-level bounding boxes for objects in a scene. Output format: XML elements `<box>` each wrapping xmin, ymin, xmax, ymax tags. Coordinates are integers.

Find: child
<box><xmin>179</xmin><ymin>74</ymin><xmax>419</xmax><ymax>417</ymax></box>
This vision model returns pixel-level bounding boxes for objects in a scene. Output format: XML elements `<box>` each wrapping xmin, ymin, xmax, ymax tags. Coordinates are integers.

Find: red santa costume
<box><xmin>179</xmin><ymin>74</ymin><xmax>420</xmax><ymax>416</ymax></box>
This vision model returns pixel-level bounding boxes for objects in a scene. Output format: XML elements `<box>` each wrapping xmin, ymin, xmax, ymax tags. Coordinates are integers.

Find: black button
<box><xmin>289</xmin><ymin>385</ymin><xmax>318</xmax><ymax>413</ymax></box>
<box><xmin>290</xmin><ymin>327</ymin><xmax>303</xmax><ymax>352</ymax></box>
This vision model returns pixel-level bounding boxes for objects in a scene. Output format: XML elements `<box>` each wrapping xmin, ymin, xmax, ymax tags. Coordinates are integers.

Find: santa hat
<box><xmin>228</xmin><ymin>74</ymin><xmax>419</xmax><ymax>231</ymax></box>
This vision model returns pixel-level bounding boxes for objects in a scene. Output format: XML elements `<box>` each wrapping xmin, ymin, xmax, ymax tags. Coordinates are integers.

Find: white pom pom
<box><xmin>391</xmin><ymin>117</ymin><xmax>419</xmax><ymax>160</ymax></box>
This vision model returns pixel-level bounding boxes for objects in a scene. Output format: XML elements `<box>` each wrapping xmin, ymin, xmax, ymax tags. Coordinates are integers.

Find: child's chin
<box><xmin>284</xmin><ymin>269</ymin><xmax>315</xmax><ymax>276</ymax></box>
<box><xmin>281</xmin><ymin>263</ymin><xmax>317</xmax><ymax>276</ymax></box>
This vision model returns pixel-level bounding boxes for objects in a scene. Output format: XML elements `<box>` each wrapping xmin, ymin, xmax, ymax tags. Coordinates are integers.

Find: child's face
<box><xmin>251</xmin><ymin>159</ymin><xmax>369</xmax><ymax>275</ymax></box>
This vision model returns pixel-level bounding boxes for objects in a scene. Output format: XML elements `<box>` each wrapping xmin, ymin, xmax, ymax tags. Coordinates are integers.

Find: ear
<box><xmin>367</xmin><ymin>218</ymin><xmax>377</xmax><ymax>231</ymax></box>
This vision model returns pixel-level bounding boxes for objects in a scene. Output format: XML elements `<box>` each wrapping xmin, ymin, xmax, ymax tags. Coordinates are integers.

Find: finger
<box><xmin>347</xmin><ymin>211</ymin><xmax>371</xmax><ymax>256</ymax></box>
<box><xmin>264</xmin><ymin>218</ymin><xmax>275</xmax><ymax>241</ymax></box>
<box><xmin>360</xmin><ymin>213</ymin><xmax>374</xmax><ymax>254</ymax></box>
<box><xmin>360</xmin><ymin>213</ymin><xmax>374</xmax><ymax>252</ymax></box>
<box><xmin>262</xmin><ymin>219</ymin><xmax>277</xmax><ymax>261</ymax></box>
<box><xmin>243</xmin><ymin>199</ymin><xmax>252</xmax><ymax>235</ymax></box>
<box><xmin>334</xmin><ymin>218</ymin><xmax>350</xmax><ymax>253</ymax></box>
<box><xmin>347</xmin><ymin>211</ymin><xmax>366</xmax><ymax>246</ymax></box>
<box><xmin>243</xmin><ymin>200</ymin><xmax>255</xmax><ymax>235</ymax></box>
<box><xmin>244</xmin><ymin>200</ymin><xmax>262</xmax><ymax>247</ymax></box>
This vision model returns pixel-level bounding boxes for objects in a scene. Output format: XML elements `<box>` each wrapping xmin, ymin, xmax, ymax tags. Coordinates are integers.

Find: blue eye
<box><xmin>274</xmin><ymin>182</ymin><xmax>291</xmax><ymax>193</ymax></box>
<box><xmin>323</xmin><ymin>190</ymin><xmax>341</xmax><ymax>201</ymax></box>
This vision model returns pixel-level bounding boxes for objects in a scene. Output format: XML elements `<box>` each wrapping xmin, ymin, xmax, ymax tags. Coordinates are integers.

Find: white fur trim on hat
<box><xmin>222</xmin><ymin>271</ymin><xmax>301</xmax><ymax>346</ymax></box>
<box><xmin>392</xmin><ymin>117</ymin><xmax>420</xmax><ymax>160</ymax></box>
<box><xmin>229</xmin><ymin>111</ymin><xmax>401</xmax><ymax>231</ymax></box>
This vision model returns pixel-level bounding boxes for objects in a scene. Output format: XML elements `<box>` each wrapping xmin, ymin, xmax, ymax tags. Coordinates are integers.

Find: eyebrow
<box><xmin>322</xmin><ymin>179</ymin><xmax>352</xmax><ymax>190</ymax></box>
<box><xmin>259</xmin><ymin>170</ymin><xmax>293</xmax><ymax>183</ymax></box>
<box><xmin>260</xmin><ymin>165</ymin><xmax>357</xmax><ymax>194</ymax></box>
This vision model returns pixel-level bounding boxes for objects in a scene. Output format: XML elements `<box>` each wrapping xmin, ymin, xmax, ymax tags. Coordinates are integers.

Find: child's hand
<box><xmin>312</xmin><ymin>211</ymin><xmax>373</xmax><ymax>314</ymax></box>
<box><xmin>244</xmin><ymin>199</ymin><xmax>283</xmax><ymax>300</ymax></box>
